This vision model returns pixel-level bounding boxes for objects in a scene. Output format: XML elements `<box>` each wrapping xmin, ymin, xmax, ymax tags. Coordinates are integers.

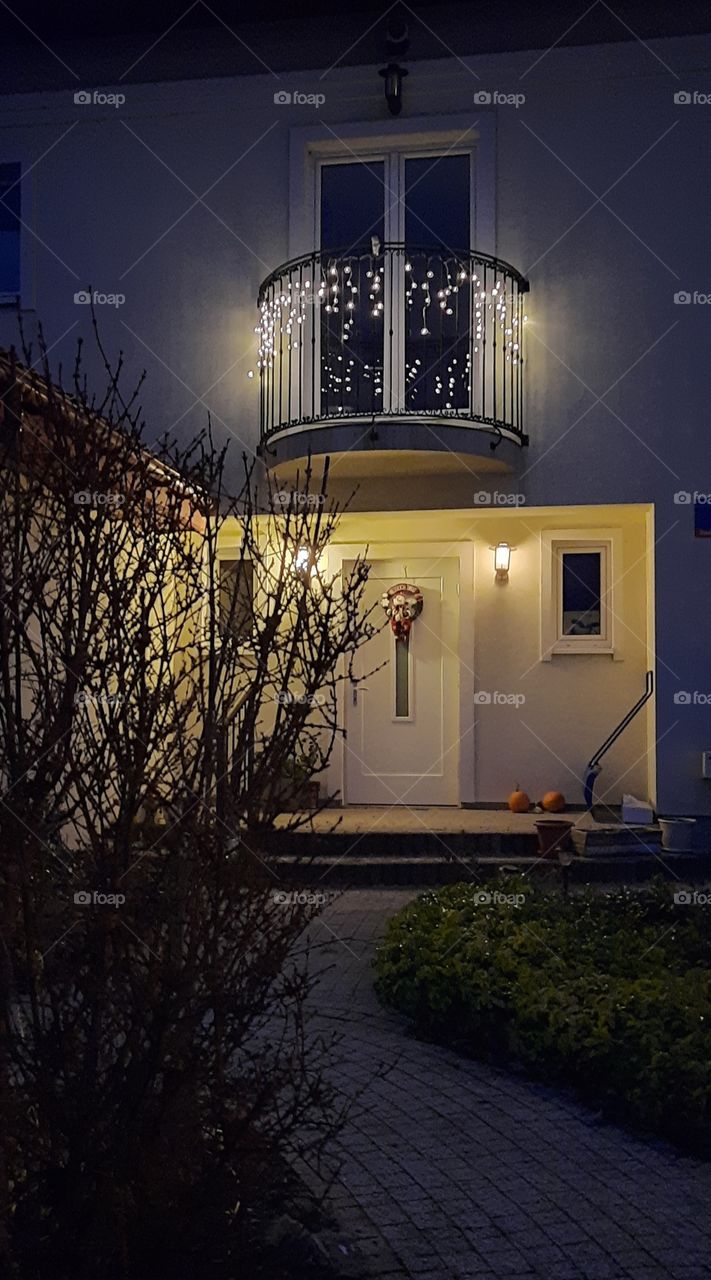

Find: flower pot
<box><xmin>535</xmin><ymin>818</ymin><xmax>574</xmax><ymax>859</ymax></box>
<box><xmin>659</xmin><ymin>817</ymin><xmax>696</xmax><ymax>852</ymax></box>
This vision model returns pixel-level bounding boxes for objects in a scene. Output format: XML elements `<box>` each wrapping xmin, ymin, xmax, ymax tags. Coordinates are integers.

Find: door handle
<box><xmin>352</xmin><ymin>684</ymin><xmax>369</xmax><ymax>705</ymax></box>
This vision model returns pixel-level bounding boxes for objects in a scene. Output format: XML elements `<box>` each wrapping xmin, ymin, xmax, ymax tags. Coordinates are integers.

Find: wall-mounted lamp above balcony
<box><xmin>379</xmin><ymin>61</ymin><xmax>408</xmax><ymax>115</ymax></box>
<box><xmin>493</xmin><ymin>542</ymin><xmax>514</xmax><ymax>582</ymax></box>
<box><xmin>379</xmin><ymin>11</ymin><xmax>409</xmax><ymax>116</ymax></box>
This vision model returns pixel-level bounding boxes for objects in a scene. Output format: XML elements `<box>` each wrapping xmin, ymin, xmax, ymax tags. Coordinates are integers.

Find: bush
<box><xmin>0</xmin><ymin>338</ymin><xmax>376</xmax><ymax>1278</ymax></box>
<box><xmin>374</xmin><ymin>879</ymin><xmax>711</xmax><ymax>1154</ymax></box>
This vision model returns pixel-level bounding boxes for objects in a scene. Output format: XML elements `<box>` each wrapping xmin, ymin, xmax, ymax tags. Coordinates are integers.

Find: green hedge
<box><xmin>374</xmin><ymin>879</ymin><xmax>711</xmax><ymax>1154</ymax></box>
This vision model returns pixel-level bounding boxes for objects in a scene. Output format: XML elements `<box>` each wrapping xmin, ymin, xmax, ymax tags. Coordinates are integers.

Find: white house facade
<box><xmin>1</xmin><ymin>15</ymin><xmax>709</xmax><ymax>816</ymax></box>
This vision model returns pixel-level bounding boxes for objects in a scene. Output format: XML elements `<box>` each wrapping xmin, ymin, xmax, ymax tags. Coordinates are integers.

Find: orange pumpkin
<box><xmin>541</xmin><ymin>790</ymin><xmax>566</xmax><ymax>813</ymax></box>
<box><xmin>508</xmin><ymin>788</ymin><xmax>531</xmax><ymax>813</ymax></box>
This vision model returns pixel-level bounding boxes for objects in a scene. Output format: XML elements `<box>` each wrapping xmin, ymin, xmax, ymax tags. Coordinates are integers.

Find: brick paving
<box><xmin>307</xmin><ymin>890</ymin><xmax>711</xmax><ymax>1280</ymax></box>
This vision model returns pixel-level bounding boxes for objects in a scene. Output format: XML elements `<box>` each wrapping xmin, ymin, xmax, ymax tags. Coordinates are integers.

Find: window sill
<box><xmin>543</xmin><ymin>643</ymin><xmax>621</xmax><ymax>660</ymax></box>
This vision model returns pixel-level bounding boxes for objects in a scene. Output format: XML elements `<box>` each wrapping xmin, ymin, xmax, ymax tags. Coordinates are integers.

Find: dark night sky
<box><xmin>1</xmin><ymin>0</ymin><xmax>709</xmax><ymax>47</ymax></box>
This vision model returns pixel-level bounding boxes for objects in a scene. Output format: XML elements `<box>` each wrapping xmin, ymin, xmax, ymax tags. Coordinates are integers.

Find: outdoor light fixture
<box><xmin>493</xmin><ymin>542</ymin><xmax>513</xmax><ymax>581</ymax></box>
<box><xmin>557</xmin><ymin>844</ymin><xmax>575</xmax><ymax>898</ymax></box>
<box><xmin>294</xmin><ymin>546</ymin><xmax>311</xmax><ymax>576</ymax></box>
<box><xmin>379</xmin><ymin>11</ymin><xmax>409</xmax><ymax>116</ymax></box>
<box><xmin>379</xmin><ymin>62</ymin><xmax>408</xmax><ymax>115</ymax></box>
<box><xmin>294</xmin><ymin>546</ymin><xmax>319</xmax><ymax>582</ymax></box>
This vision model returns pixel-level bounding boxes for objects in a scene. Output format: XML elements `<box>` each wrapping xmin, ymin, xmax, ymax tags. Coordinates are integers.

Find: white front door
<box><xmin>344</xmin><ymin>558</ymin><xmax>460</xmax><ymax>805</ymax></box>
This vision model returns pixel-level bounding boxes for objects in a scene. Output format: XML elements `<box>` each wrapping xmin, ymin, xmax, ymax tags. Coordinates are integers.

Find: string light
<box><xmin>256</xmin><ymin>251</ymin><xmax>526</xmax><ymax>423</ymax></box>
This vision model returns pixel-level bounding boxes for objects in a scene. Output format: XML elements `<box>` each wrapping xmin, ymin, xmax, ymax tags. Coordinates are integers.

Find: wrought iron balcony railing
<box><xmin>257</xmin><ymin>243</ymin><xmax>528</xmax><ymax>447</ymax></box>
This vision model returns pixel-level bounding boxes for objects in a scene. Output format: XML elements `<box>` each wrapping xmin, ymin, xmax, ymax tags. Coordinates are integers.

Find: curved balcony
<box><xmin>256</xmin><ymin>243</ymin><xmax>528</xmax><ymax>472</ymax></box>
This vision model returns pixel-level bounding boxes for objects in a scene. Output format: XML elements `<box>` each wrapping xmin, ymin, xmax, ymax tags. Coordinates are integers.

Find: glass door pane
<box><xmin>319</xmin><ymin>161</ymin><xmax>386</xmax><ymax>417</ymax></box>
<box><xmin>320</xmin><ymin>160</ymin><xmax>385</xmax><ymax>252</ymax></box>
<box><xmin>403</xmin><ymin>154</ymin><xmax>471</xmax><ymax>413</ymax></box>
<box><xmin>561</xmin><ymin>552</ymin><xmax>602</xmax><ymax>635</ymax></box>
<box><xmin>0</xmin><ymin>163</ymin><xmax>21</xmax><ymax>299</ymax></box>
<box><xmin>404</xmin><ymin>154</ymin><xmax>470</xmax><ymax>251</ymax></box>
<box><xmin>394</xmin><ymin>636</ymin><xmax>410</xmax><ymax>718</ymax></box>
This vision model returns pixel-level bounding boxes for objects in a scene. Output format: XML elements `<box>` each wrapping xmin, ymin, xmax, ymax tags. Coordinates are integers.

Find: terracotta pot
<box><xmin>535</xmin><ymin>818</ymin><xmax>574</xmax><ymax>859</ymax></box>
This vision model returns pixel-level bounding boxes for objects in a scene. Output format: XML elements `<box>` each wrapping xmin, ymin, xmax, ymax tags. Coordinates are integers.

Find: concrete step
<box><xmin>268</xmin><ymin>850</ymin><xmax>710</xmax><ymax>887</ymax></box>
<box><xmin>263</xmin><ymin>829</ymin><xmax>539</xmax><ymax>858</ymax></box>
<box><xmin>571</xmin><ymin>824</ymin><xmax>662</xmax><ymax>856</ymax></box>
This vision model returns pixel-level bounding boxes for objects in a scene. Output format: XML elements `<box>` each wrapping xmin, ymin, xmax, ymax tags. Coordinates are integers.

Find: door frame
<box><xmin>323</xmin><ymin>538</ymin><xmax>475</xmax><ymax>806</ymax></box>
<box><xmin>312</xmin><ymin>146</ymin><xmax>477</xmax><ymax>417</ymax></box>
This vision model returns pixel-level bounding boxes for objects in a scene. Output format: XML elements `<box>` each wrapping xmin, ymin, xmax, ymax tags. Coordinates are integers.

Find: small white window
<box><xmin>541</xmin><ymin>530</ymin><xmax>620</xmax><ymax>658</ymax></box>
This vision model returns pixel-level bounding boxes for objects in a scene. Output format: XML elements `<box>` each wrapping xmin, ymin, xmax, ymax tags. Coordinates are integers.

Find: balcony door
<box><xmin>317</xmin><ymin>151</ymin><xmax>473</xmax><ymax>418</ymax></box>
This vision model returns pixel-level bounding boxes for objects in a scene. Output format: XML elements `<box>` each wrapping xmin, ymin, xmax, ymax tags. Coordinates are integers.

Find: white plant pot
<box><xmin>659</xmin><ymin>817</ymin><xmax>697</xmax><ymax>852</ymax></box>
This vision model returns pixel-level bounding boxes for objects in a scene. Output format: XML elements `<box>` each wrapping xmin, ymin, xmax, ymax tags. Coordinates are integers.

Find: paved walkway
<box><xmin>308</xmin><ymin>891</ymin><xmax>711</xmax><ymax>1280</ymax></box>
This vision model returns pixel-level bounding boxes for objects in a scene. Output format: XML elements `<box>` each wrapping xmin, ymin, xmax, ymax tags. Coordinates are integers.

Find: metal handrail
<box><xmin>583</xmin><ymin>670</ymin><xmax>654</xmax><ymax>809</ymax></box>
<box><xmin>257</xmin><ymin>243</ymin><xmax>530</xmax><ymax>302</ymax></box>
<box><xmin>256</xmin><ymin>243</ymin><xmax>529</xmax><ymax>444</ymax></box>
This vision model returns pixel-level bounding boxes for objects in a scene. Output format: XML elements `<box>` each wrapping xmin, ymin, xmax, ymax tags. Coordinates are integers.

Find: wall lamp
<box><xmin>379</xmin><ymin>11</ymin><xmax>409</xmax><ymax>116</ymax></box>
<box><xmin>493</xmin><ymin>542</ymin><xmax>514</xmax><ymax>582</ymax></box>
<box><xmin>294</xmin><ymin>545</ymin><xmax>320</xmax><ymax>583</ymax></box>
<box><xmin>379</xmin><ymin>62</ymin><xmax>408</xmax><ymax>115</ymax></box>
<box><xmin>295</xmin><ymin>546</ymin><xmax>313</xmax><ymax>578</ymax></box>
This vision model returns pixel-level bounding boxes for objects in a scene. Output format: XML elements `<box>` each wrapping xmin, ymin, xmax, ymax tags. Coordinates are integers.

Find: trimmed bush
<box><xmin>374</xmin><ymin>879</ymin><xmax>711</xmax><ymax>1154</ymax></box>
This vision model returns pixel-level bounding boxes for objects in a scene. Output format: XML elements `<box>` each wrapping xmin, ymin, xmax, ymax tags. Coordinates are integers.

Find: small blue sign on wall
<box><xmin>695</xmin><ymin>500</ymin><xmax>711</xmax><ymax>538</ymax></box>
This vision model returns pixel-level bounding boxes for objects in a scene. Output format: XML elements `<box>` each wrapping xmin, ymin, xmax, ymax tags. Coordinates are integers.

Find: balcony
<box><xmin>256</xmin><ymin>243</ymin><xmax>528</xmax><ymax>476</ymax></box>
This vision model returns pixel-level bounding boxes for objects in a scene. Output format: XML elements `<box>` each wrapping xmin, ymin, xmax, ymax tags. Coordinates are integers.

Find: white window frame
<box><xmin>288</xmin><ymin>113</ymin><xmax>495</xmax><ymax>259</ymax></box>
<box><xmin>540</xmin><ymin>528</ymin><xmax>623</xmax><ymax>660</ymax></box>
<box><xmin>314</xmin><ymin>147</ymin><xmax>476</xmax><ymax>251</ymax></box>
